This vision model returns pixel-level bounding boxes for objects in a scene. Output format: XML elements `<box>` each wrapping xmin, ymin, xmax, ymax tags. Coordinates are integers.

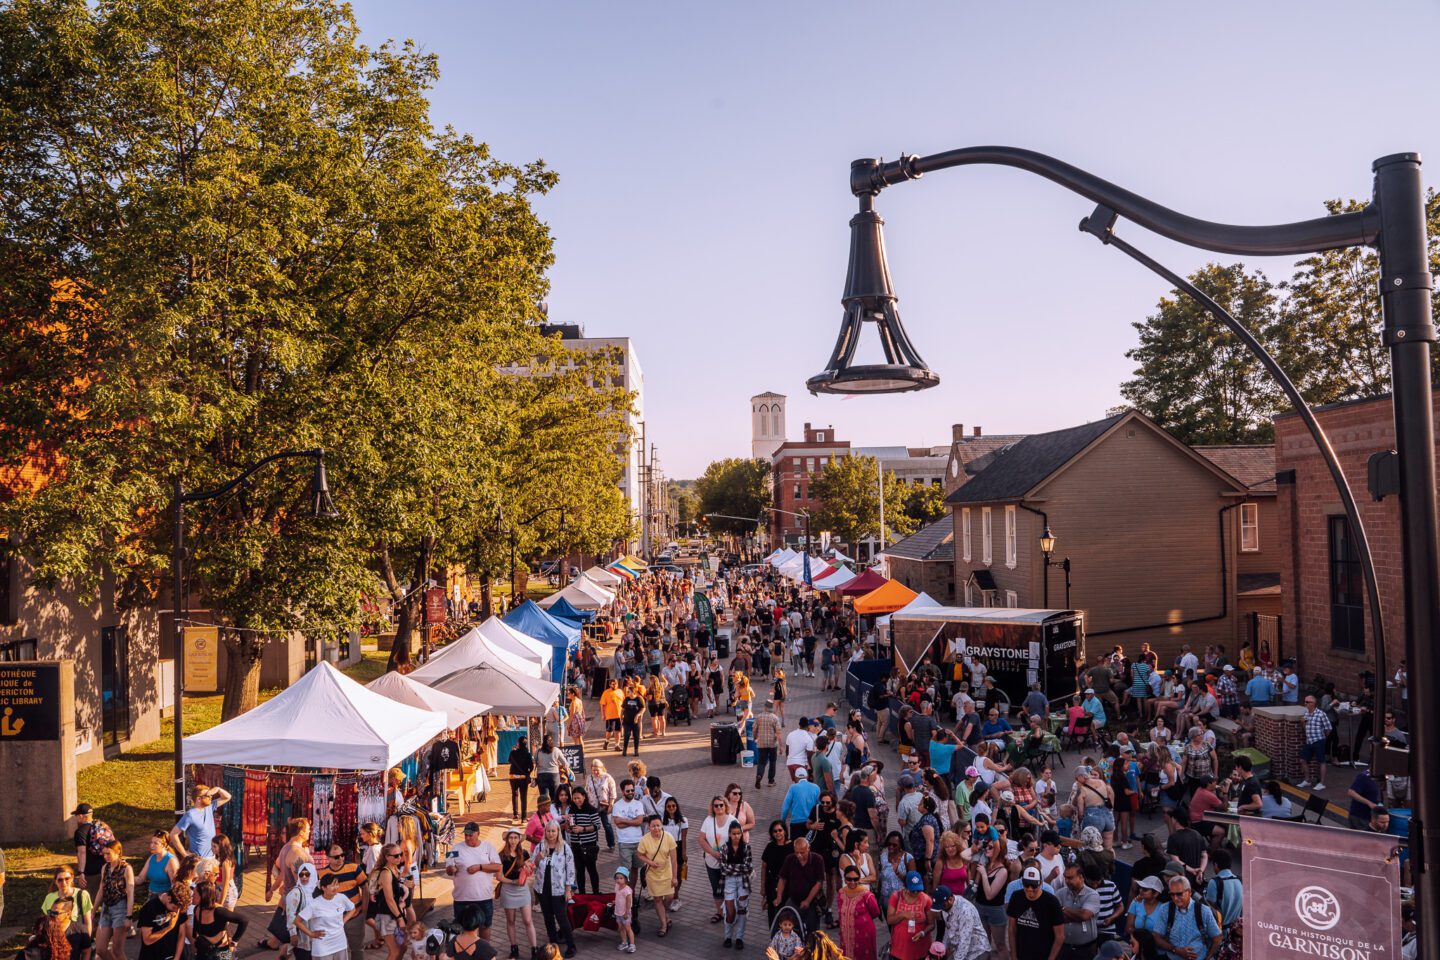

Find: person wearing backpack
<box><xmin>72</xmin><ymin>803</ymin><xmax>115</xmax><ymax>892</ymax></box>
<box><xmin>1201</xmin><ymin>851</ymin><xmax>1243</xmax><ymax>931</ymax></box>
<box><xmin>1154</xmin><ymin>876</ymin><xmax>1221</xmax><ymax>960</ymax></box>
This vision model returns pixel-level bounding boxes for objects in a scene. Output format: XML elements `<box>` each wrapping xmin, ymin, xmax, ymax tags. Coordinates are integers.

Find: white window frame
<box><xmin>806</xmin><ymin>457</ymin><xmax>816</xmax><ymax>473</ymax></box>
<box><xmin>1006</xmin><ymin>590</ymin><xmax>1018</xmax><ymax>608</ymax></box>
<box><xmin>962</xmin><ymin>509</ymin><xmax>972</xmax><ymax>562</ymax></box>
<box><xmin>1240</xmin><ymin>502</ymin><xmax>1260</xmax><ymax>552</ymax></box>
<box><xmin>964</xmin><ymin>580</ymin><xmax>973</xmax><ymax>606</ymax></box>
<box><xmin>982</xmin><ymin>507</ymin><xmax>993</xmax><ymax>565</ymax></box>
<box><xmin>1005</xmin><ymin>505</ymin><xmax>1017</xmax><ymax>569</ymax></box>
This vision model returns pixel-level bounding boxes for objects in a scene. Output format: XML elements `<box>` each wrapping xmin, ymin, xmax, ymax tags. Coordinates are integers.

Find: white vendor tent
<box><xmin>366</xmin><ymin>670</ymin><xmax>490</xmax><ymax>731</ymax></box>
<box><xmin>814</xmin><ymin>566</ymin><xmax>857</xmax><ymax>590</ymax></box>
<box><xmin>582</xmin><ymin>565</ymin><xmax>624</xmax><ymax>587</ymax></box>
<box><xmin>538</xmin><ymin>575</ymin><xmax>614</xmax><ymax>612</ymax></box>
<box><xmin>877</xmin><ymin>591</ymin><xmax>943</xmax><ymax>627</ymax></box>
<box><xmin>409</xmin><ymin>628</ymin><xmax>560</xmax><ymax>716</ymax></box>
<box><xmin>768</xmin><ymin>549</ymin><xmax>797</xmax><ymax>566</ymax></box>
<box><xmin>474</xmin><ymin>617</ymin><xmax>554</xmax><ymax>675</ymax></box>
<box><xmin>183</xmin><ymin>662</ymin><xmax>446</xmax><ymax>770</ymax></box>
<box><xmin>414</xmin><ymin>624</ymin><xmax>547</xmax><ymax>681</ymax></box>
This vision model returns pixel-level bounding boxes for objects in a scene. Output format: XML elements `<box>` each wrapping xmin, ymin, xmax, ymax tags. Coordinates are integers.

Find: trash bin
<box><xmin>715</xmin><ymin>635</ymin><xmax>730</xmax><ymax>659</ymax></box>
<box><xmin>590</xmin><ymin>665</ymin><xmax>608</xmax><ymax>699</ymax></box>
<box><xmin>711</xmin><ymin>722</ymin><xmax>740</xmax><ymax>765</ymax></box>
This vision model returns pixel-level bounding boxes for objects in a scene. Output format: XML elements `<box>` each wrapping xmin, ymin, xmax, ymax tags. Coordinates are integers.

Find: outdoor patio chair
<box><xmin>1061</xmin><ymin>714</ymin><xmax>1095</xmax><ymax>751</ymax></box>
<box><xmin>1300</xmin><ymin>792</ymin><xmax>1330</xmax><ymax>824</ymax></box>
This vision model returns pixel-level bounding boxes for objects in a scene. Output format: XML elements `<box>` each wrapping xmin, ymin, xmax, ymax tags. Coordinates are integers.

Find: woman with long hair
<box><xmin>170</xmin><ymin>855</ymin><xmax>199</xmax><ymax>915</ymax></box>
<box><xmin>191</xmin><ymin>880</ymin><xmax>248</xmax><ymax>960</ymax></box>
<box><xmin>372</xmin><ymin>844</ymin><xmax>410</xmax><ymax>960</ymax></box>
<box><xmin>723</xmin><ymin>783</ymin><xmax>756</xmax><ymax>844</ymax></box>
<box><xmin>877</xmin><ymin>831</ymin><xmax>913</xmax><ymax>907</ymax></box>
<box><xmin>532</xmin><ymin>822</ymin><xmax>578</xmax><ymax>956</ymax></box>
<box><xmin>772</xmin><ymin>668</ymin><xmax>788</xmax><ymax>724</ymax></box>
<box><xmin>759</xmin><ymin>820</ymin><xmax>792</xmax><ymax>928</ymax></box>
<box><xmin>535</xmin><ymin>734</ymin><xmax>561</xmax><ymax>802</ymax></box>
<box><xmin>719</xmin><ymin>821</ymin><xmax>752</xmax><ymax>949</ymax></box>
<box><xmin>1074</xmin><ymin>765</ymin><xmax>1117</xmax><ymax>852</ymax></box>
<box><xmin>93</xmin><ymin>840</ymin><xmax>134</xmax><ymax>960</ymax></box>
<box><xmin>660</xmin><ymin>797</ymin><xmax>689</xmax><ymax>909</ymax></box>
<box><xmin>567</xmin><ymin>787</ymin><xmax>601</xmax><ymax>895</ymax></box>
<box><xmin>838</xmin><ymin>832</ymin><xmax>876</xmax><ymax>894</ymax></box>
<box><xmin>211</xmin><ymin>835</ymin><xmax>239</xmax><ymax>911</ymax></box>
<box><xmin>929</xmin><ymin>830</ymin><xmax>968</xmax><ymax>894</ymax></box>
<box><xmin>647</xmin><ymin>672</ymin><xmax>668</xmax><ymax>738</ymax></box>
<box><xmin>496</xmin><ymin>830</ymin><xmax>538</xmax><ymax>960</ymax></box>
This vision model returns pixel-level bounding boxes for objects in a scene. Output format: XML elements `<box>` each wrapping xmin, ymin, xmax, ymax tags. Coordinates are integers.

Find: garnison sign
<box><xmin>1242</xmin><ymin>816</ymin><xmax>1401</xmax><ymax>960</ymax></box>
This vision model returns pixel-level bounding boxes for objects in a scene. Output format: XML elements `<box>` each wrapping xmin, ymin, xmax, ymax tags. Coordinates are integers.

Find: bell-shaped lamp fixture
<box><xmin>808</xmin><ymin>198</ymin><xmax>939</xmax><ymax>395</ymax></box>
<box><xmin>309</xmin><ymin>452</ymin><xmax>339</xmax><ymax>519</ymax></box>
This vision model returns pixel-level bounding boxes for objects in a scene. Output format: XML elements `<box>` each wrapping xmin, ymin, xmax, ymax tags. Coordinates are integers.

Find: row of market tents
<box><xmin>761</xmin><ymin>547</ymin><xmax>942</xmax><ymax>619</ymax></box>
<box><xmin>179</xmin><ymin>558</ymin><xmax>651</xmax><ymax>772</ymax></box>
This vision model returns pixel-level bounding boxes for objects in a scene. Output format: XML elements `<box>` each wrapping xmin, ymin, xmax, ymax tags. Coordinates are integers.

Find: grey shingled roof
<box><xmin>883</xmin><ymin>517</ymin><xmax>954</xmax><ymax>563</ymax></box>
<box><xmin>1195</xmin><ymin>445</ymin><xmax>1277</xmax><ymax>493</ymax></box>
<box><xmin>945</xmin><ymin>415</ymin><xmax>1124</xmax><ymax>505</ymax></box>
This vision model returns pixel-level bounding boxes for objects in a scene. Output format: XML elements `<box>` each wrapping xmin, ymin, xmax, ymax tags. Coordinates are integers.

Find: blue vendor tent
<box><xmin>546</xmin><ymin>595</ymin><xmax>595</xmax><ymax>624</ymax></box>
<box><xmin>504</xmin><ymin>600</ymin><xmax>581</xmax><ymax>683</ymax></box>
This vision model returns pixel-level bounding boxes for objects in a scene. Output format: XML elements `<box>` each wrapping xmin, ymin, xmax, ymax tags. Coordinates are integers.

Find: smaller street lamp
<box><xmin>1038</xmin><ymin>526</ymin><xmax>1071</xmax><ymax>609</ymax></box>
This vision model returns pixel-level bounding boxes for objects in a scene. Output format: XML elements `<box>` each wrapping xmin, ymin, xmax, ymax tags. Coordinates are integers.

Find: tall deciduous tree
<box><xmin>1120</xmin><ymin>263</ymin><xmax>1280</xmax><ymax>445</ymax></box>
<box><xmin>903</xmin><ymin>482</ymin><xmax>947</xmax><ymax>528</ymax></box>
<box><xmin>0</xmin><ymin>0</ymin><xmax>626</xmax><ymax>716</ymax></box>
<box><xmin>809</xmin><ymin>455</ymin><xmax>914</xmax><ymax>548</ymax></box>
<box><xmin>694</xmin><ymin>459</ymin><xmax>771</xmax><ymax>534</ymax></box>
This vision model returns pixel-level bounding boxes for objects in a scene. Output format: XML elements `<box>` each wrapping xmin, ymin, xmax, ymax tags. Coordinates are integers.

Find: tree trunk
<box><xmin>480</xmin><ymin>574</ymin><xmax>493</xmax><ymax>619</ymax></box>
<box><xmin>220</xmin><ymin>629</ymin><xmax>263</xmax><ymax>721</ymax></box>
<box><xmin>389</xmin><ymin>600</ymin><xmax>415</xmax><ymax>672</ymax></box>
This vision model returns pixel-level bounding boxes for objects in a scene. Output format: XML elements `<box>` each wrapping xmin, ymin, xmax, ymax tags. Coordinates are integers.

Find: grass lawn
<box><xmin>0</xmin><ymin>648</ymin><xmax>390</xmax><ymax>931</ymax></box>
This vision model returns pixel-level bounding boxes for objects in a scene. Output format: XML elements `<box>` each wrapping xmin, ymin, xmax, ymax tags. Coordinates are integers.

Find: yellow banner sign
<box><xmin>183</xmin><ymin>626</ymin><xmax>219</xmax><ymax>693</ymax></box>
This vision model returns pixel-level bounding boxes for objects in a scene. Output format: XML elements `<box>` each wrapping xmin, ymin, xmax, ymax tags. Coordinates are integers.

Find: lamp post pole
<box><xmin>169</xmin><ymin>449</ymin><xmax>335</xmax><ymax>815</ymax></box>
<box><xmin>809</xmin><ymin>145</ymin><xmax>1436</xmax><ymax>958</ymax></box>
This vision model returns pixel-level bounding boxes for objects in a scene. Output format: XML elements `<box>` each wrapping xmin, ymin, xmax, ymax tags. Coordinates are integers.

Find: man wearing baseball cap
<box><xmin>780</xmin><ymin>766</ymin><xmax>820</xmax><ymax>840</ymax></box>
<box><xmin>932</xmin><ymin>884</ymin><xmax>989</xmax><ymax>960</ymax></box>
<box><xmin>1007</xmin><ymin>866</ymin><xmax>1064</xmax><ymax>960</ymax></box>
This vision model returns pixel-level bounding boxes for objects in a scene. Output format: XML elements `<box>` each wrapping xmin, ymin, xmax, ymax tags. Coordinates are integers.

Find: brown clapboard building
<box><xmin>942</xmin><ymin>411</ymin><xmax>1279</xmax><ymax>664</ymax></box>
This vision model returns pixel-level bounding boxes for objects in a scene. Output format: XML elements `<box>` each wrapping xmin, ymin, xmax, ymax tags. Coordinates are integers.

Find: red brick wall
<box><xmin>887</xmin><ymin>557</ymin><xmax>956</xmax><ymax>604</ymax></box>
<box><xmin>1275</xmin><ymin>394</ymin><xmax>1440</xmax><ymax>685</ymax></box>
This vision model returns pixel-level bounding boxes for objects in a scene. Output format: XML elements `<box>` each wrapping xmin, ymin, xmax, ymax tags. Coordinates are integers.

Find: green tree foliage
<box><xmin>903</xmin><ymin>482</ymin><xmax>948</xmax><ymax>528</ymax></box>
<box><xmin>0</xmin><ymin>0</ymin><xmax>631</xmax><ymax>715</ymax></box>
<box><xmin>1121</xmin><ymin>264</ymin><xmax>1280</xmax><ymax>445</ymax></box>
<box><xmin>810</xmin><ymin>455</ymin><xmax>915</xmax><ymax>548</ymax></box>
<box><xmin>1122</xmin><ymin>196</ymin><xmax>1440</xmax><ymax>447</ymax></box>
<box><xmin>668</xmin><ymin>481</ymin><xmax>698</xmax><ymax>532</ymax></box>
<box><xmin>694</xmin><ymin>459</ymin><xmax>771</xmax><ymax>534</ymax></box>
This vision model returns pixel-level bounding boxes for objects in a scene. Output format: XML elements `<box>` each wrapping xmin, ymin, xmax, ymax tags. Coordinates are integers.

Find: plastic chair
<box><xmin>1300</xmin><ymin>792</ymin><xmax>1330</xmax><ymax>824</ymax></box>
<box><xmin>1062</xmin><ymin>714</ymin><xmax>1095</xmax><ymax>751</ymax></box>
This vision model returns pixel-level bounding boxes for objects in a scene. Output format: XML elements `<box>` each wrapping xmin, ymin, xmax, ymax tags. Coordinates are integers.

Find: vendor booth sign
<box><xmin>1242</xmin><ymin>816</ymin><xmax>1401</xmax><ymax>960</ymax></box>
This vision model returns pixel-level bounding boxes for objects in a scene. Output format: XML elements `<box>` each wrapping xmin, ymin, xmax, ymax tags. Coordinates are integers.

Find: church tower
<box><xmin>751</xmin><ymin>392</ymin><xmax>786</xmax><ymax>460</ymax></box>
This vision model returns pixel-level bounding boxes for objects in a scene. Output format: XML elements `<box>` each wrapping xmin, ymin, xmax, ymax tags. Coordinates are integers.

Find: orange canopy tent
<box><xmin>852</xmin><ymin>578</ymin><xmax>919</xmax><ymax>615</ymax></box>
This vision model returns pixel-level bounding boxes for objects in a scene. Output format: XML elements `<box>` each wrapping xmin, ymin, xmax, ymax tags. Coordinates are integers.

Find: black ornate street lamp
<box><xmin>1038</xmin><ymin>526</ymin><xmax>1071</xmax><ymax>610</ymax></box>
<box><xmin>809</xmin><ymin>147</ymin><xmax>1437</xmax><ymax>951</ymax></box>
<box><xmin>171</xmin><ymin>449</ymin><xmax>336</xmax><ymax>813</ymax></box>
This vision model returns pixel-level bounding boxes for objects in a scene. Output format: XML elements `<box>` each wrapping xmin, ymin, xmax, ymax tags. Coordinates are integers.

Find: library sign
<box><xmin>0</xmin><ymin>663</ymin><xmax>61</xmax><ymax>741</ymax></box>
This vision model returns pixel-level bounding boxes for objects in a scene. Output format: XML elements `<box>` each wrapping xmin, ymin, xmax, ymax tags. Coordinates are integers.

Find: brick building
<box><xmin>770</xmin><ymin>423</ymin><xmax>849</xmax><ymax>545</ymax></box>
<box><xmin>1274</xmin><ymin>393</ymin><xmax>1434</xmax><ymax>687</ymax></box>
<box><xmin>880</xmin><ymin>518</ymin><xmax>956</xmax><ymax>602</ymax></box>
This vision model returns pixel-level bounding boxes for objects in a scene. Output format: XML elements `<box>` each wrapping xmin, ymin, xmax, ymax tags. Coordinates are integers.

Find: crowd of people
<box><xmin>30</xmin><ymin>550</ymin><xmax>1420</xmax><ymax>960</ymax></box>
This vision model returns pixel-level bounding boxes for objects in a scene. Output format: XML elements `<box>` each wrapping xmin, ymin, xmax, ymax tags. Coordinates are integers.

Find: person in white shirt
<box><xmin>445</xmin><ymin>823</ymin><xmax>501</xmax><ymax>937</ymax></box>
<box><xmin>1178</xmin><ymin>645</ymin><xmax>1200</xmax><ymax>677</ymax></box>
<box><xmin>612</xmin><ymin>779</ymin><xmax>648</xmax><ymax>902</ymax></box>
<box><xmin>785</xmin><ymin>718</ymin><xmax>817</xmax><ymax>782</ymax></box>
<box><xmin>296</xmin><ymin>873</ymin><xmax>358</xmax><ymax>960</ymax></box>
<box><xmin>662</xmin><ymin>659</ymin><xmax>687</xmax><ymax>688</ymax></box>
<box><xmin>697</xmin><ymin>795</ymin><xmax>739</xmax><ymax>925</ymax></box>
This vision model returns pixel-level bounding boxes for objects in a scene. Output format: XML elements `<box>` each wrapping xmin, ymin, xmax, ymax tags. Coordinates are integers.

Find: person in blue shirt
<box><xmin>1203</xmin><ymin>850</ymin><xmax>1243</xmax><ymax>928</ymax></box>
<box><xmin>780</xmin><ymin>767</ymin><xmax>821</xmax><ymax>839</ymax></box>
<box><xmin>169</xmin><ymin>783</ymin><xmax>231</xmax><ymax>858</ymax></box>
<box><xmin>979</xmin><ymin>708</ymin><xmax>1012</xmax><ymax>746</ymax></box>
<box><xmin>1244</xmin><ymin>671</ymin><xmax>1274</xmax><ymax>707</ymax></box>
<box><xmin>928</xmin><ymin>730</ymin><xmax>958</xmax><ymax>781</ymax></box>
<box><xmin>1022</xmin><ymin>683</ymin><xmax>1050</xmax><ymax>723</ymax></box>
<box><xmin>1157</xmin><ymin>876</ymin><xmax>1221</xmax><ymax>960</ymax></box>
<box><xmin>1081</xmin><ymin>689</ymin><xmax>1108</xmax><ymax>729</ymax></box>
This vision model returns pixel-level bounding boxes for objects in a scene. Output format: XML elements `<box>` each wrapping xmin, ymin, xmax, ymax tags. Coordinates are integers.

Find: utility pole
<box><xmin>637</xmin><ymin>421</ymin><xmax>647</xmax><ymax>560</ymax></box>
<box><xmin>877</xmin><ymin>458</ymin><xmax>886</xmax><ymax>555</ymax></box>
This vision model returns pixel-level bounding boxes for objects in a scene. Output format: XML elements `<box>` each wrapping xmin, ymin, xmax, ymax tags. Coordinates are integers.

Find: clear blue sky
<box><xmin>351</xmin><ymin>1</ymin><xmax>1440</xmax><ymax>478</ymax></box>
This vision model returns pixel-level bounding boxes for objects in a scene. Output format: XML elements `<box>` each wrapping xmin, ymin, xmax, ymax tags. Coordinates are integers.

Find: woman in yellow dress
<box><xmin>637</xmin><ymin>814</ymin><xmax>678</xmax><ymax>936</ymax></box>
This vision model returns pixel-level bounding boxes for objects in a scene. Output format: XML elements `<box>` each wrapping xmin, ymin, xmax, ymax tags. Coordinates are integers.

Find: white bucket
<box><xmin>740</xmin><ymin>750</ymin><xmax>755</xmax><ymax>767</ymax></box>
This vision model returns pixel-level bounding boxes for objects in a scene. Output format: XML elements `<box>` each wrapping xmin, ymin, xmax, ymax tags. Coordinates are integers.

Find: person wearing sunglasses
<box><xmin>1153</xmin><ymin>877</ymin><xmax>1220</xmax><ymax>960</ymax></box>
<box><xmin>835</xmin><ymin>865</ymin><xmax>880</xmax><ymax>960</ymax></box>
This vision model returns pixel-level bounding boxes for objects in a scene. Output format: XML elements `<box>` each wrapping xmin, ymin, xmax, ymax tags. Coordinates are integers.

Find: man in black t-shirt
<box><xmin>136</xmin><ymin>892</ymin><xmax>184</xmax><ymax>960</ymax></box>
<box><xmin>1164</xmin><ymin>808</ymin><xmax>1209</xmax><ymax>887</ymax></box>
<box><xmin>1128</xmin><ymin>833</ymin><xmax>1169</xmax><ymax>899</ymax></box>
<box><xmin>1006</xmin><ymin>867</ymin><xmax>1064</xmax><ymax>960</ymax></box>
<box><xmin>846</xmin><ymin>769</ymin><xmax>878</xmax><ymax>832</ymax></box>
<box><xmin>620</xmin><ymin>688</ymin><xmax>646</xmax><ymax>757</ymax></box>
<box><xmin>71</xmin><ymin>803</ymin><xmax>105</xmax><ymax>890</ymax></box>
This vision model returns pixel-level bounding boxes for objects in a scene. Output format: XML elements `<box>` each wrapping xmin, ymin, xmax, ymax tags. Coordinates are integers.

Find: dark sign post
<box><xmin>1242</xmin><ymin>817</ymin><xmax>1401</xmax><ymax>960</ymax></box>
<box><xmin>560</xmin><ymin>742</ymin><xmax>586</xmax><ymax>784</ymax></box>
<box><xmin>0</xmin><ymin>663</ymin><xmax>62</xmax><ymax>742</ymax></box>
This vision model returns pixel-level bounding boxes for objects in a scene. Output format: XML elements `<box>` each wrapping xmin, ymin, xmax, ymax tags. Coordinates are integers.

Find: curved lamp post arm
<box><xmin>181</xmin><ymin>449</ymin><xmax>326</xmax><ymax>505</ymax></box>
<box><xmin>852</xmin><ymin>146</ymin><xmax>1380</xmax><ymax>256</ymax></box>
<box><xmin>1078</xmin><ymin>205</ymin><xmax>1388</xmax><ymax>722</ymax></box>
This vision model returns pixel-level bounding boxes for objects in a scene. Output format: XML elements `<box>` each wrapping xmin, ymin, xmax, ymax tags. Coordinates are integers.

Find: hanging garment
<box><xmin>311</xmin><ymin>775</ymin><xmax>335</xmax><ymax>852</ymax></box>
<box><xmin>264</xmin><ymin>774</ymin><xmax>295</xmax><ymax>901</ymax></box>
<box><xmin>331</xmin><ymin>774</ymin><xmax>359</xmax><ymax>855</ymax></box>
<box><xmin>356</xmin><ymin>773</ymin><xmax>386</xmax><ymax>829</ymax></box>
<box><xmin>220</xmin><ymin>766</ymin><xmax>247</xmax><ymax>897</ymax></box>
<box><xmin>243</xmin><ymin>769</ymin><xmax>270</xmax><ymax>846</ymax></box>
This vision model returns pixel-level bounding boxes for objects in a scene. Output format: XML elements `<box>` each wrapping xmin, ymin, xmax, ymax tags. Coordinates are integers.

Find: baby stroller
<box><xmin>567</xmin><ymin>892</ymin><xmax>619</xmax><ymax>935</ymax></box>
<box><xmin>667</xmin><ymin>683</ymin><xmax>692</xmax><ymax>725</ymax></box>
<box><xmin>770</xmin><ymin>903</ymin><xmax>811</xmax><ymax>947</ymax></box>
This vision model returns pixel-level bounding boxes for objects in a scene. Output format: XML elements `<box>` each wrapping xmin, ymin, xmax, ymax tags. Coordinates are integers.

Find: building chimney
<box><xmin>952</xmin><ymin>424</ymin><xmax>964</xmax><ymax>442</ymax></box>
<box><xmin>973</xmin><ymin>426</ymin><xmax>982</xmax><ymax>437</ymax></box>
<box><xmin>804</xmin><ymin>422</ymin><xmax>811</xmax><ymax>431</ymax></box>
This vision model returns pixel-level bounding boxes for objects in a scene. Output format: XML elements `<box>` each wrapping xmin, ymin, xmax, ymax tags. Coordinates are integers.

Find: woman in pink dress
<box><xmin>836</xmin><ymin>863</ymin><xmax>881</xmax><ymax>960</ymax></box>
